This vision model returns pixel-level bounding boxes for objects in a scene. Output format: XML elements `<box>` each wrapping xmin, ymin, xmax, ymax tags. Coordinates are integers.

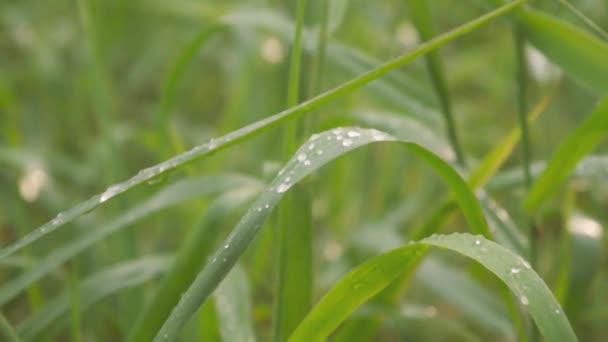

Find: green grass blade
<box><xmin>489</xmin><ymin>155</ymin><xmax>608</xmax><ymax>190</ymax></box>
<box><xmin>409</xmin><ymin>0</ymin><xmax>465</xmax><ymax>165</ymax></box>
<box><xmin>518</xmin><ymin>9</ymin><xmax>608</xmax><ymax>93</ymax></box>
<box><xmin>155</xmin><ymin>24</ymin><xmax>225</xmax><ymax>130</ymax></box>
<box><xmin>128</xmin><ymin>185</ymin><xmax>261</xmax><ymax>342</ymax></box>
<box><xmin>17</xmin><ymin>256</ymin><xmax>171</xmax><ymax>341</ymax></box>
<box><xmin>557</xmin><ymin>0</ymin><xmax>608</xmax><ymax>41</ymax></box>
<box><xmin>273</xmin><ymin>186</ymin><xmax>313</xmax><ymax>341</ymax></box>
<box><xmin>525</xmin><ymin>96</ymin><xmax>608</xmax><ymax>211</ymax></box>
<box><xmin>214</xmin><ymin>265</ymin><xmax>255</xmax><ymax>342</ymax></box>
<box><xmin>0</xmin><ymin>176</ymin><xmax>253</xmax><ymax>306</ymax></box>
<box><xmin>289</xmin><ymin>233</ymin><xmax>577</xmax><ymax>342</ymax></box>
<box><xmin>0</xmin><ymin>0</ymin><xmax>523</xmax><ymax>260</ymax></box>
<box><xmin>479</xmin><ymin>0</ymin><xmax>608</xmax><ymax>93</ymax></box>
<box><xmin>274</xmin><ymin>0</ymin><xmax>313</xmax><ymax>339</ymax></box>
<box><xmin>0</xmin><ymin>312</ymin><xmax>21</xmax><ymax>342</ymax></box>
<box><xmin>153</xmin><ymin>126</ymin><xmax>492</xmax><ymax>341</ymax></box>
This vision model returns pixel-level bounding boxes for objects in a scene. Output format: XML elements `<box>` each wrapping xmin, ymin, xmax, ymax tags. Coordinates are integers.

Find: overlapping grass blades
<box><xmin>478</xmin><ymin>0</ymin><xmax>608</xmax><ymax>93</ymax></box>
<box><xmin>289</xmin><ymin>233</ymin><xmax>576</xmax><ymax>342</ymax></box>
<box><xmin>0</xmin><ymin>0</ymin><xmax>523</xmax><ymax>260</ymax></box>
<box><xmin>0</xmin><ymin>175</ymin><xmax>257</xmax><ymax>306</ymax></box>
<box><xmin>153</xmin><ymin>126</ymin><xmax>492</xmax><ymax>340</ymax></box>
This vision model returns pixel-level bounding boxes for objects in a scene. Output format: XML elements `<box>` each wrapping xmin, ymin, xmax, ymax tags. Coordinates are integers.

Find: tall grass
<box><xmin>1</xmin><ymin>0</ymin><xmax>607</xmax><ymax>340</ymax></box>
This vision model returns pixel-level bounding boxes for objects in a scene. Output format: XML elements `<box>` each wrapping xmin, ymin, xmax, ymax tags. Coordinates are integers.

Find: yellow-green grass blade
<box><xmin>525</xmin><ymin>97</ymin><xmax>608</xmax><ymax>211</ymax></box>
<box><xmin>289</xmin><ymin>233</ymin><xmax>576</xmax><ymax>342</ymax></box>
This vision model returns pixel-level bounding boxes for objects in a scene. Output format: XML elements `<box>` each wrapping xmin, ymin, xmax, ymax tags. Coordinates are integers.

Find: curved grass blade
<box><xmin>154</xmin><ymin>126</ymin><xmax>492</xmax><ymax>341</ymax></box>
<box><xmin>0</xmin><ymin>0</ymin><xmax>523</xmax><ymax>260</ymax></box>
<box><xmin>214</xmin><ymin>265</ymin><xmax>255</xmax><ymax>342</ymax></box>
<box><xmin>525</xmin><ymin>96</ymin><xmax>608</xmax><ymax>211</ymax></box>
<box><xmin>0</xmin><ymin>175</ymin><xmax>256</xmax><ymax>306</ymax></box>
<box><xmin>128</xmin><ymin>185</ymin><xmax>261</xmax><ymax>342</ymax></box>
<box><xmin>17</xmin><ymin>256</ymin><xmax>171</xmax><ymax>341</ymax></box>
<box><xmin>289</xmin><ymin>233</ymin><xmax>577</xmax><ymax>342</ymax></box>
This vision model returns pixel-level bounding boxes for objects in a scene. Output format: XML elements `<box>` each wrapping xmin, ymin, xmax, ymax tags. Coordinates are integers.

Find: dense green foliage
<box><xmin>1</xmin><ymin>0</ymin><xmax>607</xmax><ymax>341</ymax></box>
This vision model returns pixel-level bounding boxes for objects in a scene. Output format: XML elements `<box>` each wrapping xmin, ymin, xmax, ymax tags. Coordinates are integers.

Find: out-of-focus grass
<box><xmin>1</xmin><ymin>0</ymin><xmax>607</xmax><ymax>340</ymax></box>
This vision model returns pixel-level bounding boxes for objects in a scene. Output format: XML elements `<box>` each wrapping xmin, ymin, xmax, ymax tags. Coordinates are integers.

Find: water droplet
<box><xmin>100</xmin><ymin>185</ymin><xmax>120</xmax><ymax>203</ymax></box>
<box><xmin>332</xmin><ymin>128</ymin><xmax>343</xmax><ymax>135</ymax></box>
<box><xmin>347</xmin><ymin>130</ymin><xmax>361</xmax><ymax>138</ymax></box>
<box><xmin>224</xmin><ymin>244</ymin><xmax>230</xmax><ymax>249</ymax></box>
<box><xmin>304</xmin><ymin>160</ymin><xmax>311</xmax><ymax>166</ymax></box>
<box><xmin>264</xmin><ymin>204</ymin><xmax>270</xmax><ymax>209</ymax></box>
<box><xmin>554</xmin><ymin>308</ymin><xmax>560</xmax><ymax>314</ymax></box>
<box><xmin>285</xmin><ymin>176</ymin><xmax>291</xmax><ymax>182</ymax></box>
<box><xmin>342</xmin><ymin>139</ymin><xmax>353</xmax><ymax>147</ymax></box>
<box><xmin>257</xmin><ymin>207</ymin><xmax>262</xmax><ymax>212</ymax></box>
<box><xmin>336</xmin><ymin>135</ymin><xmax>343</xmax><ymax>140</ymax></box>
<box><xmin>276</xmin><ymin>183</ymin><xmax>290</xmax><ymax>193</ymax></box>
<box><xmin>520</xmin><ymin>295</ymin><xmax>529</xmax><ymax>306</ymax></box>
<box><xmin>308</xmin><ymin>143</ymin><xmax>315</xmax><ymax>150</ymax></box>
<box><xmin>297</xmin><ymin>153</ymin><xmax>307</xmax><ymax>162</ymax></box>
<box><xmin>522</xmin><ymin>259</ymin><xmax>531</xmax><ymax>269</ymax></box>
<box><xmin>475</xmin><ymin>238</ymin><xmax>481</xmax><ymax>246</ymax></box>
<box><xmin>316</xmin><ymin>149</ymin><xmax>323</xmax><ymax>155</ymax></box>
<box><xmin>511</xmin><ymin>267</ymin><xmax>521</xmax><ymax>274</ymax></box>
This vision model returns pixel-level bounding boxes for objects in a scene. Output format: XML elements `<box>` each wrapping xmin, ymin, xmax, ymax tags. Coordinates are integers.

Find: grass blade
<box><xmin>0</xmin><ymin>0</ymin><xmax>523</xmax><ymax>260</ymax></box>
<box><xmin>289</xmin><ymin>233</ymin><xmax>576</xmax><ymax>342</ymax></box>
<box><xmin>518</xmin><ymin>9</ymin><xmax>608</xmax><ymax>93</ymax></box>
<box><xmin>0</xmin><ymin>176</ymin><xmax>253</xmax><ymax>306</ymax></box>
<box><xmin>18</xmin><ymin>256</ymin><xmax>171</xmax><ymax>341</ymax></box>
<box><xmin>0</xmin><ymin>312</ymin><xmax>21</xmax><ymax>342</ymax></box>
<box><xmin>274</xmin><ymin>0</ymin><xmax>313</xmax><ymax>339</ymax></box>
<box><xmin>409</xmin><ymin>0</ymin><xmax>465</xmax><ymax>165</ymax></box>
<box><xmin>525</xmin><ymin>96</ymin><xmax>608</xmax><ymax>211</ymax></box>
<box><xmin>128</xmin><ymin>185</ymin><xmax>261</xmax><ymax>342</ymax></box>
<box><xmin>153</xmin><ymin>126</ymin><xmax>492</xmax><ymax>341</ymax></box>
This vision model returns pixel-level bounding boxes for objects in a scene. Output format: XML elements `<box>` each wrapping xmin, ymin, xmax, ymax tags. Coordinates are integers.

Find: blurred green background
<box><xmin>1</xmin><ymin>0</ymin><xmax>608</xmax><ymax>340</ymax></box>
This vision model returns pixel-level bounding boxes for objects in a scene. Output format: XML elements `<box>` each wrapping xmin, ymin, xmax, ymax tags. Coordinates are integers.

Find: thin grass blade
<box><xmin>525</xmin><ymin>96</ymin><xmax>608</xmax><ymax>211</ymax></box>
<box><xmin>0</xmin><ymin>1</ymin><xmax>522</xmax><ymax>259</ymax></box>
